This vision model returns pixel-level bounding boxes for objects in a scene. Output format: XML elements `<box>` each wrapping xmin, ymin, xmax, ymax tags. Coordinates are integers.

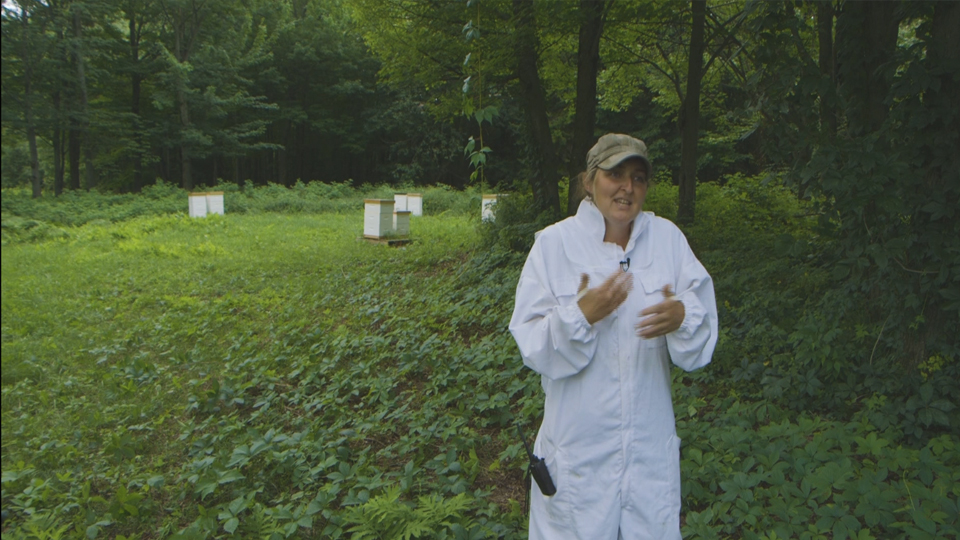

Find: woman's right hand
<box><xmin>576</xmin><ymin>270</ymin><xmax>633</xmax><ymax>325</ymax></box>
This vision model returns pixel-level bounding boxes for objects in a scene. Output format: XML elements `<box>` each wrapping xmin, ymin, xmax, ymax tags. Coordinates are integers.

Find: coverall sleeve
<box><xmin>665</xmin><ymin>232</ymin><xmax>718</xmax><ymax>372</ymax></box>
<box><xmin>509</xmin><ymin>239</ymin><xmax>600</xmax><ymax>380</ymax></box>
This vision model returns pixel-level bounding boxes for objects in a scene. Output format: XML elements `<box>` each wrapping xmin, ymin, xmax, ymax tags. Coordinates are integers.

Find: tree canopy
<box><xmin>3</xmin><ymin>0</ymin><xmax>957</xmax><ymax>387</ymax></box>
<box><xmin>3</xmin><ymin>2</ymin><xmax>959</xmax><ymax>537</ymax></box>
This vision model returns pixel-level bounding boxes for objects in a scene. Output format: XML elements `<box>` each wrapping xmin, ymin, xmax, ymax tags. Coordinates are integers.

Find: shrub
<box><xmin>0</xmin><ymin>181</ymin><xmax>482</xmax><ymax>231</ymax></box>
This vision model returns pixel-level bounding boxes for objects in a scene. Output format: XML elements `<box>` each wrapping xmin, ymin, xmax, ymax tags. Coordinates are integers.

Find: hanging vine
<box><xmin>461</xmin><ymin>0</ymin><xmax>498</xmax><ymax>189</ymax></box>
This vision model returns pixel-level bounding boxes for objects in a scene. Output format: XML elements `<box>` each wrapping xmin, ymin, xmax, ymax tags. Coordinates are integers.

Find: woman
<box><xmin>509</xmin><ymin>133</ymin><xmax>718</xmax><ymax>539</ymax></box>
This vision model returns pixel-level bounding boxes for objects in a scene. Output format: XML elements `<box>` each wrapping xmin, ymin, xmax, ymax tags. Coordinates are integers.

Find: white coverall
<box><xmin>509</xmin><ymin>200</ymin><xmax>718</xmax><ymax>539</ymax></box>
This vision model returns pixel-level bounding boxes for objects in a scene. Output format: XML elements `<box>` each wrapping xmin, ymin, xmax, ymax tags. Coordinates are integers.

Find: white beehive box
<box><xmin>393</xmin><ymin>210</ymin><xmax>411</xmax><ymax>236</ymax></box>
<box><xmin>482</xmin><ymin>194</ymin><xmax>499</xmax><ymax>221</ymax></box>
<box><xmin>407</xmin><ymin>193</ymin><xmax>422</xmax><ymax>216</ymax></box>
<box><xmin>206</xmin><ymin>191</ymin><xmax>224</xmax><ymax>215</ymax></box>
<box><xmin>394</xmin><ymin>193</ymin><xmax>408</xmax><ymax>212</ymax></box>
<box><xmin>364</xmin><ymin>199</ymin><xmax>396</xmax><ymax>238</ymax></box>
<box><xmin>189</xmin><ymin>192</ymin><xmax>208</xmax><ymax>218</ymax></box>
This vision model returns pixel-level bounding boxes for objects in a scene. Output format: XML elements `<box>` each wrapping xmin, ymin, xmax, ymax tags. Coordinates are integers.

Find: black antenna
<box><xmin>515</xmin><ymin>421</ymin><xmax>556</xmax><ymax>496</ymax></box>
<box><xmin>516</xmin><ymin>422</ymin><xmax>535</xmax><ymax>460</ymax></box>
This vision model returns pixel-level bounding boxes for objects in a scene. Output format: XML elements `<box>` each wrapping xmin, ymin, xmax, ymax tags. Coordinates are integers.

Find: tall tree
<box><xmin>48</xmin><ymin>0</ymin><xmax>69</xmax><ymax>195</ymax></box>
<box><xmin>749</xmin><ymin>0</ymin><xmax>960</xmax><ymax>379</ymax></box>
<box><xmin>601</xmin><ymin>0</ymin><xmax>748</xmax><ymax>221</ymax></box>
<box><xmin>816</xmin><ymin>1</ymin><xmax>836</xmax><ymax>139</ymax></box>
<box><xmin>835</xmin><ymin>0</ymin><xmax>902</xmax><ymax>135</ymax></box>
<box><xmin>124</xmin><ymin>0</ymin><xmax>156</xmax><ymax>192</ymax></box>
<box><xmin>566</xmin><ymin>0</ymin><xmax>606</xmax><ymax>216</ymax></box>
<box><xmin>513</xmin><ymin>0</ymin><xmax>560</xmax><ymax>216</ymax></box>
<box><xmin>20</xmin><ymin>3</ymin><xmax>44</xmax><ymax>197</ymax></box>
<box><xmin>677</xmin><ymin>0</ymin><xmax>705</xmax><ymax>224</ymax></box>
<box><xmin>158</xmin><ymin>0</ymin><xmax>207</xmax><ymax>190</ymax></box>
<box><xmin>71</xmin><ymin>2</ymin><xmax>98</xmax><ymax>189</ymax></box>
<box><xmin>1</xmin><ymin>1</ymin><xmax>49</xmax><ymax>197</ymax></box>
<box><xmin>353</xmin><ymin>0</ymin><xmax>608</xmax><ymax>209</ymax></box>
<box><xmin>150</xmin><ymin>0</ymin><xmax>279</xmax><ymax>189</ymax></box>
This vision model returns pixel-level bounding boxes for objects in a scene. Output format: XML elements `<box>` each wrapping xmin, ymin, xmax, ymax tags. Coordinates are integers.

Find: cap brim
<box><xmin>598</xmin><ymin>151</ymin><xmax>652</xmax><ymax>174</ymax></box>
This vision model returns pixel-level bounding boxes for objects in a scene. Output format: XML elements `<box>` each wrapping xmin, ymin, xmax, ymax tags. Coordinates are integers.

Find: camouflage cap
<box><xmin>586</xmin><ymin>133</ymin><xmax>652</xmax><ymax>177</ymax></box>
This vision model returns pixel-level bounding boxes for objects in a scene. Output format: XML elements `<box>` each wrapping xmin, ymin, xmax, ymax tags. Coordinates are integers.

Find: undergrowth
<box><xmin>0</xmin><ymin>181</ymin><xmax>481</xmax><ymax>238</ymax></box>
<box><xmin>2</xmin><ymin>180</ymin><xmax>957</xmax><ymax>539</ymax></box>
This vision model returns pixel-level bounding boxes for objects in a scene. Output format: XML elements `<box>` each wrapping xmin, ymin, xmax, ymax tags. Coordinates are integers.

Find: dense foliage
<box><xmin>0</xmin><ymin>0</ymin><xmax>477</xmax><ymax>192</ymax></box>
<box><xmin>3</xmin><ymin>0</ymin><xmax>958</xmax><ymax>538</ymax></box>
<box><xmin>3</xmin><ymin>184</ymin><xmax>958</xmax><ymax>539</ymax></box>
<box><xmin>1</xmin><ymin>182</ymin><xmax>479</xmax><ymax>233</ymax></box>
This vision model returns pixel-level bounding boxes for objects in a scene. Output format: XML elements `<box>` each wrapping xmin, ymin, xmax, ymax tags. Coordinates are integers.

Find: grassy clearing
<box><xmin>2</xmin><ymin>184</ymin><xmax>957</xmax><ymax>540</ymax></box>
<box><xmin>3</xmin><ymin>210</ymin><xmax>521</xmax><ymax>538</ymax></box>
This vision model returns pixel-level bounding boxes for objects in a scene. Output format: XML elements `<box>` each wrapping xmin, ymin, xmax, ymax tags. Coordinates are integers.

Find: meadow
<box><xmin>2</xmin><ymin>182</ymin><xmax>957</xmax><ymax>540</ymax></box>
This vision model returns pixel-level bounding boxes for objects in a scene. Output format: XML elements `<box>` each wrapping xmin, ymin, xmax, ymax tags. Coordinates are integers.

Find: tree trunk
<box><xmin>297</xmin><ymin>120</ymin><xmax>306</xmax><ymax>183</ymax></box>
<box><xmin>129</xmin><ymin>12</ymin><xmax>144</xmax><ymax>192</ymax></box>
<box><xmin>836</xmin><ymin>1</ymin><xmax>901</xmax><ymax>135</ymax></box>
<box><xmin>567</xmin><ymin>0</ymin><xmax>605</xmax><ymax>216</ymax></box>
<box><xmin>21</xmin><ymin>12</ymin><xmax>43</xmax><ymax>198</ymax></box>
<box><xmin>52</xmin><ymin>30</ymin><xmax>65</xmax><ymax>196</ymax></box>
<box><xmin>73</xmin><ymin>7</ymin><xmax>97</xmax><ymax>190</ymax></box>
<box><xmin>180</xmin><ymin>124</ymin><xmax>193</xmax><ymax>190</ymax></box>
<box><xmin>513</xmin><ymin>0</ymin><xmax>561</xmax><ymax>217</ymax></box>
<box><xmin>930</xmin><ymin>1</ymin><xmax>959</xmax><ymax>98</ymax></box>
<box><xmin>69</xmin><ymin>129</ymin><xmax>81</xmax><ymax>190</ymax></box>
<box><xmin>816</xmin><ymin>1</ymin><xmax>836</xmax><ymax>139</ymax></box>
<box><xmin>54</xmin><ymin>27</ymin><xmax>66</xmax><ymax>195</ymax></box>
<box><xmin>174</xmin><ymin>25</ymin><xmax>194</xmax><ymax>190</ymax></box>
<box><xmin>925</xmin><ymin>1</ymin><xmax>960</xmax><ymax>196</ymax></box>
<box><xmin>161</xmin><ymin>146</ymin><xmax>169</xmax><ymax>183</ymax></box>
<box><xmin>677</xmin><ymin>0</ymin><xmax>706</xmax><ymax>225</ymax></box>
<box><xmin>53</xmin><ymin>127</ymin><xmax>64</xmax><ymax>196</ymax></box>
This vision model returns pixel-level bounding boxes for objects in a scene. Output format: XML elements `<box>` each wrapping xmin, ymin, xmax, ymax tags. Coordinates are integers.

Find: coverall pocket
<box><xmin>555</xmin><ymin>281</ymin><xmax>580</xmax><ymax>307</ymax></box>
<box><xmin>555</xmin><ymin>267</ymin><xmax>595</xmax><ymax>301</ymax></box>
<box><xmin>540</xmin><ymin>445</ymin><xmax>573</xmax><ymax>522</ymax></box>
<box><xmin>636</xmin><ymin>270</ymin><xmax>674</xmax><ymax>298</ymax></box>
<box><xmin>637</xmin><ymin>271</ymin><xmax>672</xmax><ymax>349</ymax></box>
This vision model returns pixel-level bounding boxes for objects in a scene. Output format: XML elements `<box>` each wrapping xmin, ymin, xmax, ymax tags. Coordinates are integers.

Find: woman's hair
<box><xmin>575</xmin><ymin>169</ymin><xmax>599</xmax><ymax>202</ymax></box>
<box><xmin>575</xmin><ymin>160</ymin><xmax>653</xmax><ymax>204</ymax></box>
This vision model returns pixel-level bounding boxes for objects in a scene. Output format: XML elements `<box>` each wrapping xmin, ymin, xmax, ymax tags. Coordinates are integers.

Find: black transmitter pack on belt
<box><xmin>516</xmin><ymin>423</ymin><xmax>557</xmax><ymax>496</ymax></box>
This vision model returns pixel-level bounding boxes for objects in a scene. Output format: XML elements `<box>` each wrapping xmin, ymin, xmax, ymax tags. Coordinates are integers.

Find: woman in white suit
<box><xmin>510</xmin><ymin>133</ymin><xmax>718</xmax><ymax>539</ymax></box>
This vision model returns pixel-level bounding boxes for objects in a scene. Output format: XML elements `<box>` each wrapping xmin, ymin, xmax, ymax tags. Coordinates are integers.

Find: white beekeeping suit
<box><xmin>509</xmin><ymin>200</ymin><xmax>718</xmax><ymax>540</ymax></box>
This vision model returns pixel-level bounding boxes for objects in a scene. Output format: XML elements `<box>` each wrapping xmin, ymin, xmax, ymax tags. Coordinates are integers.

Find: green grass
<box><xmin>2</xmin><ymin>210</ymin><xmax>523</xmax><ymax>539</ymax></box>
<box><xmin>0</xmin><ymin>181</ymin><xmax>482</xmax><ymax>232</ymax></box>
<box><xmin>2</xmin><ymin>186</ymin><xmax>957</xmax><ymax>540</ymax></box>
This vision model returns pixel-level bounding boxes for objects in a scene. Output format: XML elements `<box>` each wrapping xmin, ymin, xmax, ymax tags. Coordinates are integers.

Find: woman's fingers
<box><xmin>603</xmin><ymin>271</ymin><xmax>633</xmax><ymax>306</ymax></box>
<box><xmin>636</xmin><ymin>313</ymin><xmax>670</xmax><ymax>337</ymax></box>
<box><xmin>578</xmin><ymin>270</ymin><xmax>633</xmax><ymax>325</ymax></box>
<box><xmin>636</xmin><ymin>294</ymin><xmax>684</xmax><ymax>337</ymax></box>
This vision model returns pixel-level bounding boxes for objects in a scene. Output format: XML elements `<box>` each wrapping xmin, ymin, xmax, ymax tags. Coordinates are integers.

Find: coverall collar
<box><xmin>575</xmin><ymin>199</ymin><xmax>650</xmax><ymax>254</ymax></box>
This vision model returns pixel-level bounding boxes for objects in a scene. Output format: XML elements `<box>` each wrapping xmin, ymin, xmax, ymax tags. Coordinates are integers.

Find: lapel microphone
<box><xmin>620</xmin><ymin>258</ymin><xmax>630</xmax><ymax>272</ymax></box>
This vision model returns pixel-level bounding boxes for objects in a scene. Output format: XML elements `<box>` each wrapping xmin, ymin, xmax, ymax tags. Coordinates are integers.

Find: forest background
<box><xmin>2</xmin><ymin>0</ymin><xmax>958</xmax><ymax>539</ymax></box>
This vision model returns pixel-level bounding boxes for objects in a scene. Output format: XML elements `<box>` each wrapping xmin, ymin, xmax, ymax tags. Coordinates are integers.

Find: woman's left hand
<box><xmin>636</xmin><ymin>285</ymin><xmax>685</xmax><ymax>338</ymax></box>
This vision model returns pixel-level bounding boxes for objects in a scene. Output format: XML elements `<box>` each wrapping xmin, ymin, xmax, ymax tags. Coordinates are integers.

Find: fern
<box><xmin>342</xmin><ymin>485</ymin><xmax>473</xmax><ymax>540</ymax></box>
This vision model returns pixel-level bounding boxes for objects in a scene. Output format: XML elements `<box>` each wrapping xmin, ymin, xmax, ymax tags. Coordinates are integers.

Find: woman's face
<box><xmin>586</xmin><ymin>158</ymin><xmax>649</xmax><ymax>231</ymax></box>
